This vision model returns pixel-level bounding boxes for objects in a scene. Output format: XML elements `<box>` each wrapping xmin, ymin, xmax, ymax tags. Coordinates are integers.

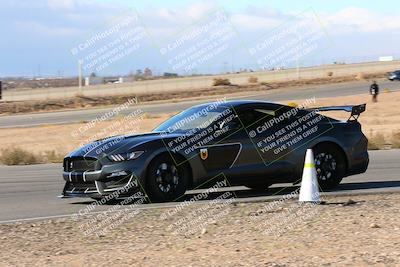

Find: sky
<box><xmin>0</xmin><ymin>0</ymin><xmax>399</xmax><ymax>77</ymax></box>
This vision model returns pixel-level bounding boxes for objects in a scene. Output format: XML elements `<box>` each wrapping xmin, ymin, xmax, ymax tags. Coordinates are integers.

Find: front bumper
<box><xmin>61</xmin><ymin>160</ymin><xmax>145</xmax><ymax>198</ymax></box>
<box><xmin>62</xmin><ymin>173</ymin><xmax>139</xmax><ymax>198</ymax></box>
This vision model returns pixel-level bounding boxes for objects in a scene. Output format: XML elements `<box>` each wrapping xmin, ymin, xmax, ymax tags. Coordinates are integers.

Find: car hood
<box><xmin>68</xmin><ymin>131</ymin><xmax>181</xmax><ymax>158</ymax></box>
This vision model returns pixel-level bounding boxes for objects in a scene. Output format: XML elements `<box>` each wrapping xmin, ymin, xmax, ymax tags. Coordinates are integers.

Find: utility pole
<box><xmin>296</xmin><ymin>58</ymin><xmax>300</xmax><ymax>80</ymax></box>
<box><xmin>78</xmin><ymin>60</ymin><xmax>83</xmax><ymax>95</ymax></box>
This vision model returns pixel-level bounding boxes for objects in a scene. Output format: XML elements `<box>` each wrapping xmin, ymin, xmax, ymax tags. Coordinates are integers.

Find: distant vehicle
<box><xmin>388</xmin><ymin>70</ymin><xmax>400</xmax><ymax>81</ymax></box>
<box><xmin>163</xmin><ymin>72</ymin><xmax>178</xmax><ymax>78</ymax></box>
<box><xmin>61</xmin><ymin>101</ymin><xmax>369</xmax><ymax>202</ymax></box>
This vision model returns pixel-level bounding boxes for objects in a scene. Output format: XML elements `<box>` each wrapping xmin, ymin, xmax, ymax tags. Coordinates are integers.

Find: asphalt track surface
<box><xmin>1</xmin><ymin>80</ymin><xmax>399</xmax><ymax>128</ymax></box>
<box><xmin>0</xmin><ymin>150</ymin><xmax>399</xmax><ymax>223</ymax></box>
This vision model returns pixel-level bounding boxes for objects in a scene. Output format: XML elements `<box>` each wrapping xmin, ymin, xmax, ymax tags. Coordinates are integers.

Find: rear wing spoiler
<box><xmin>306</xmin><ymin>104</ymin><xmax>366</xmax><ymax>121</ymax></box>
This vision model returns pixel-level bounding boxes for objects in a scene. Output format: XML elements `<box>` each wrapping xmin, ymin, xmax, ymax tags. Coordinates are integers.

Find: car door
<box><xmin>196</xmin><ymin>108</ymin><xmax>245</xmax><ymax>175</ymax></box>
<box><xmin>197</xmin><ymin>104</ymin><xmax>296</xmax><ymax>182</ymax></box>
<box><xmin>232</xmin><ymin>104</ymin><xmax>296</xmax><ymax>181</ymax></box>
<box><xmin>201</xmin><ymin>104</ymin><xmax>288</xmax><ymax>181</ymax></box>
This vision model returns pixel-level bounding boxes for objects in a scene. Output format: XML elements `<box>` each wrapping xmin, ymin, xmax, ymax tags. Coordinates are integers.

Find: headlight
<box><xmin>108</xmin><ymin>151</ymin><xmax>144</xmax><ymax>162</ymax></box>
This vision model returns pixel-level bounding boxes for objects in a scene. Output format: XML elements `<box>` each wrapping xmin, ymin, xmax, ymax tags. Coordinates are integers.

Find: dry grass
<box><xmin>43</xmin><ymin>150</ymin><xmax>65</xmax><ymax>163</ymax></box>
<box><xmin>212</xmin><ymin>78</ymin><xmax>231</xmax><ymax>86</ymax></box>
<box><xmin>1</xmin><ymin>91</ymin><xmax>400</xmax><ymax>165</ymax></box>
<box><xmin>355</xmin><ymin>72</ymin><xmax>366</xmax><ymax>80</ymax></box>
<box><xmin>248</xmin><ymin>76</ymin><xmax>258</xmax><ymax>83</ymax></box>
<box><xmin>0</xmin><ymin>114</ymin><xmax>171</xmax><ymax>165</ymax></box>
<box><xmin>0</xmin><ymin>148</ymin><xmax>65</xmax><ymax>165</ymax></box>
<box><xmin>142</xmin><ymin>113</ymin><xmax>162</xmax><ymax>119</ymax></box>
<box><xmin>391</xmin><ymin>131</ymin><xmax>400</xmax><ymax>149</ymax></box>
<box><xmin>367</xmin><ymin>132</ymin><xmax>386</xmax><ymax>150</ymax></box>
<box><xmin>1</xmin><ymin>73</ymin><xmax>387</xmax><ymax>115</ymax></box>
<box><xmin>304</xmin><ymin>91</ymin><xmax>400</xmax><ymax>149</ymax></box>
<box><xmin>0</xmin><ymin>148</ymin><xmax>41</xmax><ymax>165</ymax></box>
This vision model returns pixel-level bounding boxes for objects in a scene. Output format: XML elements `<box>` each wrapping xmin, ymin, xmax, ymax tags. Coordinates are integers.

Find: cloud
<box><xmin>4</xmin><ymin>2</ymin><xmax>400</xmax><ymax>39</ymax></box>
<box><xmin>4</xmin><ymin>0</ymin><xmax>126</xmax><ymax>38</ymax></box>
<box><xmin>47</xmin><ymin>0</ymin><xmax>75</xmax><ymax>10</ymax></box>
<box><xmin>185</xmin><ymin>1</ymin><xmax>216</xmax><ymax>20</ymax></box>
<box><xmin>327</xmin><ymin>7</ymin><xmax>400</xmax><ymax>33</ymax></box>
<box><xmin>134</xmin><ymin>2</ymin><xmax>217</xmax><ymax>39</ymax></box>
<box><xmin>2</xmin><ymin>1</ymin><xmax>400</xmax><ymax>76</ymax></box>
<box><xmin>141</xmin><ymin>2</ymin><xmax>217</xmax><ymax>29</ymax></box>
<box><xmin>230</xmin><ymin>13</ymin><xmax>283</xmax><ymax>30</ymax></box>
<box><xmin>14</xmin><ymin>20</ymin><xmax>81</xmax><ymax>37</ymax></box>
<box><xmin>228</xmin><ymin>6</ymin><xmax>400</xmax><ymax>34</ymax></box>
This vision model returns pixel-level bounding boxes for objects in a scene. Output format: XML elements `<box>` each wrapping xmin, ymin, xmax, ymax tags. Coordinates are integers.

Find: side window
<box><xmin>238</xmin><ymin>108</ymin><xmax>276</xmax><ymax>127</ymax></box>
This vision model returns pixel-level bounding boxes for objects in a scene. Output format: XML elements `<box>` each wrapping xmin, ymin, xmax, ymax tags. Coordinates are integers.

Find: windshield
<box><xmin>154</xmin><ymin>105</ymin><xmax>232</xmax><ymax>133</ymax></box>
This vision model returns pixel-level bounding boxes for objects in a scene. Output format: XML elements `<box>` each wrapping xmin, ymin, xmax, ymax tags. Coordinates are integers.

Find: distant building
<box><xmin>84</xmin><ymin>76</ymin><xmax>104</xmax><ymax>86</ymax></box>
<box><xmin>163</xmin><ymin>72</ymin><xmax>178</xmax><ymax>78</ymax></box>
<box><xmin>379</xmin><ymin>56</ymin><xmax>394</xmax><ymax>62</ymax></box>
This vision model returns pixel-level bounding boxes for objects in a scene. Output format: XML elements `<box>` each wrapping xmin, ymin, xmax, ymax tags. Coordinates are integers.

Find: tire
<box><xmin>243</xmin><ymin>181</ymin><xmax>272</xmax><ymax>191</ymax></box>
<box><xmin>145</xmin><ymin>154</ymin><xmax>189</xmax><ymax>202</ymax></box>
<box><xmin>313</xmin><ymin>144</ymin><xmax>346</xmax><ymax>190</ymax></box>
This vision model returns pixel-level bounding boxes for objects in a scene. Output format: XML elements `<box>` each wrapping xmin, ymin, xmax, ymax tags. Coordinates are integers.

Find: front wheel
<box><xmin>313</xmin><ymin>144</ymin><xmax>346</xmax><ymax>190</ymax></box>
<box><xmin>145</xmin><ymin>154</ymin><xmax>189</xmax><ymax>202</ymax></box>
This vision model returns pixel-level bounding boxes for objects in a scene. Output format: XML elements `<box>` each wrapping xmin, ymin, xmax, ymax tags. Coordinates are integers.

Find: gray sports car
<box><xmin>62</xmin><ymin>100</ymin><xmax>369</xmax><ymax>202</ymax></box>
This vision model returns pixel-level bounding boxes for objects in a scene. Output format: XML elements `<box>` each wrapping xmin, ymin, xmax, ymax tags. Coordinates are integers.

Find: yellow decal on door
<box><xmin>200</xmin><ymin>148</ymin><xmax>208</xmax><ymax>160</ymax></box>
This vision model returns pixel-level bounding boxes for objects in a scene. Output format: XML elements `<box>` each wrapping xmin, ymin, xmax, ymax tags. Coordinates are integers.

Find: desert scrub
<box><xmin>0</xmin><ymin>147</ymin><xmax>41</xmax><ymax>165</ymax></box>
<box><xmin>355</xmin><ymin>72</ymin><xmax>366</xmax><ymax>80</ymax></box>
<box><xmin>0</xmin><ymin>148</ymin><xmax>64</xmax><ymax>165</ymax></box>
<box><xmin>142</xmin><ymin>113</ymin><xmax>161</xmax><ymax>119</ymax></box>
<box><xmin>391</xmin><ymin>131</ymin><xmax>400</xmax><ymax>148</ymax></box>
<box><xmin>248</xmin><ymin>76</ymin><xmax>258</xmax><ymax>83</ymax></box>
<box><xmin>43</xmin><ymin>150</ymin><xmax>65</xmax><ymax>163</ymax></box>
<box><xmin>213</xmin><ymin>78</ymin><xmax>231</xmax><ymax>86</ymax></box>
<box><xmin>368</xmin><ymin>132</ymin><xmax>386</xmax><ymax>150</ymax></box>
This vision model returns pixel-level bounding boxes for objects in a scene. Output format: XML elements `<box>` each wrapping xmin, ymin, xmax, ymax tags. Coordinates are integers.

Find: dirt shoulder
<box><xmin>304</xmin><ymin>90</ymin><xmax>400</xmax><ymax>140</ymax></box>
<box><xmin>0</xmin><ymin>113</ymin><xmax>171</xmax><ymax>164</ymax></box>
<box><xmin>0</xmin><ymin>193</ymin><xmax>399</xmax><ymax>266</ymax></box>
<box><xmin>0</xmin><ymin>73</ymin><xmax>385</xmax><ymax>115</ymax></box>
<box><xmin>0</xmin><ymin>91</ymin><xmax>399</xmax><ymax>163</ymax></box>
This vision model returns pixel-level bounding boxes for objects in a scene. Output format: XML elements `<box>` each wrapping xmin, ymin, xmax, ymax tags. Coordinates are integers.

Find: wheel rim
<box><xmin>155</xmin><ymin>162</ymin><xmax>180</xmax><ymax>193</ymax></box>
<box><xmin>315</xmin><ymin>152</ymin><xmax>337</xmax><ymax>181</ymax></box>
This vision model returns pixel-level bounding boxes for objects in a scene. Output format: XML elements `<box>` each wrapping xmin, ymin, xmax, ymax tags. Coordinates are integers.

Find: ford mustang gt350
<box><xmin>61</xmin><ymin>100</ymin><xmax>369</xmax><ymax>202</ymax></box>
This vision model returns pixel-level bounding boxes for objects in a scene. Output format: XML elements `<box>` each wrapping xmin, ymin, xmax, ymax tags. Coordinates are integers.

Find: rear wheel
<box><xmin>145</xmin><ymin>154</ymin><xmax>189</xmax><ymax>202</ymax></box>
<box><xmin>313</xmin><ymin>144</ymin><xmax>346</xmax><ymax>190</ymax></box>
